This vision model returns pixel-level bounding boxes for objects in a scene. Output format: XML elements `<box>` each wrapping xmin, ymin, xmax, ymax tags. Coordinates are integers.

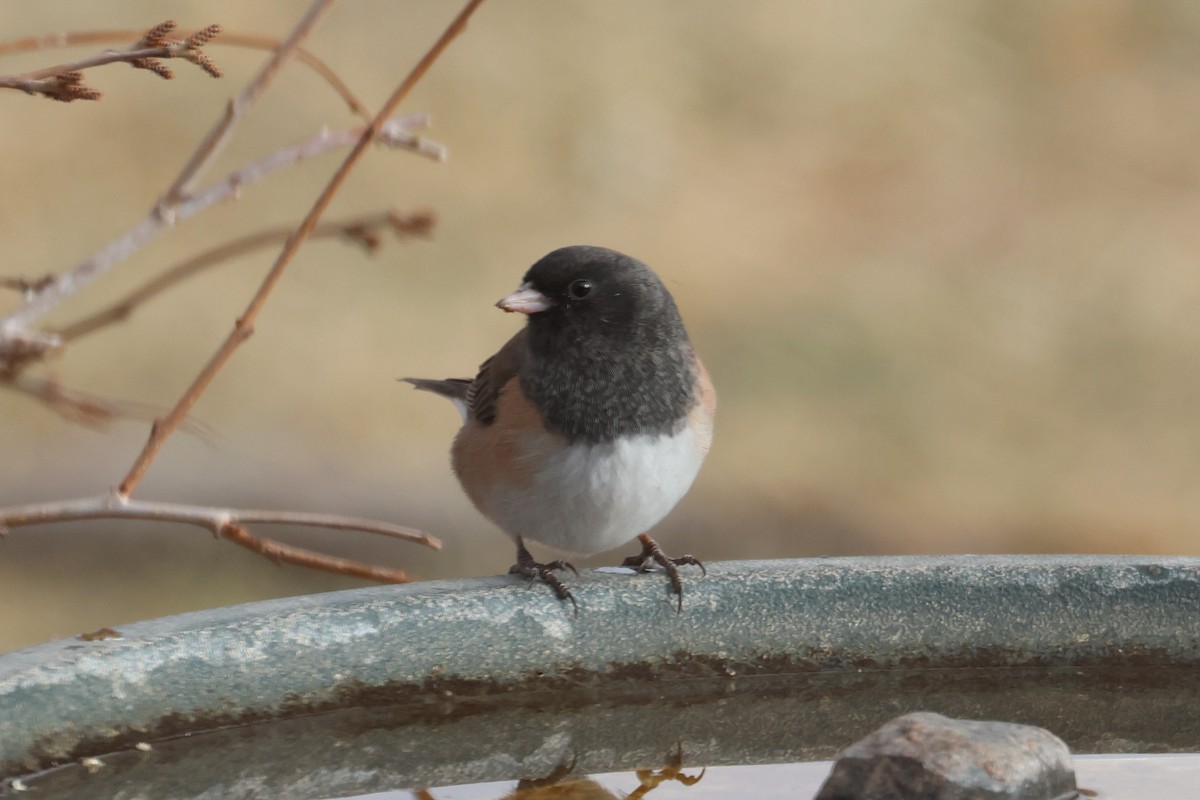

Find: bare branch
<box><xmin>9</xmin><ymin>70</ymin><xmax>102</xmax><ymax>102</ymax></box>
<box><xmin>173</xmin><ymin>114</ymin><xmax>442</xmax><ymax>219</ymax></box>
<box><xmin>162</xmin><ymin>2</ymin><xmax>334</xmax><ymax>205</ymax></box>
<box><xmin>4</xmin><ymin>376</ymin><xmax>123</xmax><ymax>429</ymax></box>
<box><xmin>0</xmin><ymin>26</ymin><xmax>369</xmax><ymax>117</ymax></box>
<box><xmin>220</xmin><ymin>524</ymin><xmax>420</xmax><ymax>583</ymax></box>
<box><xmin>0</xmin><ymin>275</ymin><xmax>56</xmax><ymax>294</ymax></box>
<box><xmin>3</xmin><ymin>374</ymin><xmax>219</xmax><ymax>439</ymax></box>
<box><xmin>2</xmin><ymin>211</ymin><xmax>432</xmax><ymax>428</ymax></box>
<box><xmin>118</xmin><ymin>0</ymin><xmax>487</xmax><ymax>497</ymax></box>
<box><xmin>0</xmin><ymin>21</ymin><xmax>224</xmax><ymax>99</ymax></box>
<box><xmin>127</xmin><ymin>21</ymin><xmax>224</xmax><ymax>80</ymax></box>
<box><xmin>0</xmin><ymin>0</ymin><xmax>335</xmax><ymax>340</ymax></box>
<box><xmin>0</xmin><ymin>2</ymin><xmax>469</xmax><ymax>586</ymax></box>
<box><xmin>0</xmin><ymin>113</ymin><xmax>437</xmax><ymax>362</ymax></box>
<box><xmin>0</xmin><ymin>492</ymin><xmax>440</xmax><ymax>548</ymax></box>
<box><xmin>0</xmin><ymin>492</ymin><xmax>441</xmax><ymax>581</ymax></box>
<box><xmin>54</xmin><ymin>210</ymin><xmax>435</xmax><ymax>344</ymax></box>
<box><xmin>0</xmin><ymin>327</ymin><xmax>61</xmax><ymax>376</ymax></box>
<box><xmin>216</xmin><ymin>31</ymin><xmax>365</xmax><ymax>116</ymax></box>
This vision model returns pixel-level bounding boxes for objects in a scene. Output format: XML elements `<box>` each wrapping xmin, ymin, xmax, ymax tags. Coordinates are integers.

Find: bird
<box><xmin>404</xmin><ymin>245</ymin><xmax>715</xmax><ymax>611</ymax></box>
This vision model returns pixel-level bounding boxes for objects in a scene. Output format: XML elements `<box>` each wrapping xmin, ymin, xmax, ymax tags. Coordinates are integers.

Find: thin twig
<box><xmin>3</xmin><ymin>375</ymin><xmax>219</xmax><ymax>438</ymax></box>
<box><xmin>3</xmin><ymin>45</ymin><xmax>184</xmax><ymax>81</ymax></box>
<box><xmin>0</xmin><ymin>2</ymin><xmax>470</xmax><ymax>583</ymax></box>
<box><xmin>163</xmin><ymin>3</ymin><xmax>334</xmax><ymax>205</ymax></box>
<box><xmin>0</xmin><ymin>41</ymin><xmax>222</xmax><ymax>98</ymax></box>
<box><xmin>0</xmin><ymin>492</ymin><xmax>441</xmax><ymax>582</ymax></box>
<box><xmin>0</xmin><ymin>327</ymin><xmax>60</xmax><ymax>376</ymax></box>
<box><xmin>0</xmin><ymin>22</ymin><xmax>223</xmax><ymax>101</ymax></box>
<box><xmin>11</xmin><ymin>71</ymin><xmax>100</xmax><ymax>102</ymax></box>
<box><xmin>0</xmin><ymin>492</ymin><xmax>439</xmax><ymax>546</ymax></box>
<box><xmin>0</xmin><ymin>27</ymin><xmax>369</xmax><ymax>117</ymax></box>
<box><xmin>0</xmin><ymin>113</ymin><xmax>437</xmax><ymax>358</ymax></box>
<box><xmin>1</xmin><ymin>46</ymin><xmax>178</xmax><ymax>80</ymax></box>
<box><xmin>220</xmin><ymin>524</ymin><xmax>419</xmax><ymax>583</ymax></box>
<box><xmin>118</xmin><ymin>0</ymin><xmax>487</xmax><ymax>497</ymax></box>
<box><xmin>0</xmin><ymin>0</ymin><xmax>334</xmax><ymax>340</ymax></box>
<box><xmin>55</xmin><ymin>210</ymin><xmax>435</xmax><ymax>343</ymax></box>
<box><xmin>0</xmin><ymin>275</ymin><xmax>56</xmax><ymax>294</ymax></box>
<box><xmin>175</xmin><ymin>116</ymin><xmax>443</xmax><ymax>223</ymax></box>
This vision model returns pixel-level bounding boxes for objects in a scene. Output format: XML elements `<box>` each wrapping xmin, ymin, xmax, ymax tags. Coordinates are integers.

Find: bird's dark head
<box><xmin>496</xmin><ymin>245</ymin><xmax>682</xmax><ymax>349</ymax></box>
<box><xmin>498</xmin><ymin>246</ymin><xmax>697</xmax><ymax>441</ymax></box>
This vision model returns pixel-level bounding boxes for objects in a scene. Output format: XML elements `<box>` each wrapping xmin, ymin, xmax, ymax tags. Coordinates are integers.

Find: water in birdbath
<box><xmin>9</xmin><ymin>664</ymin><xmax>1199</xmax><ymax>800</ymax></box>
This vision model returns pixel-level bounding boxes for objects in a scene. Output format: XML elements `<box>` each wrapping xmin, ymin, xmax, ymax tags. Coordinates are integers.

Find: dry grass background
<box><xmin>3</xmin><ymin>0</ymin><xmax>1200</xmax><ymax>652</ymax></box>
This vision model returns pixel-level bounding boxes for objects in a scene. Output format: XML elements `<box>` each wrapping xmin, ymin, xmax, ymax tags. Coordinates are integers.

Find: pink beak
<box><xmin>496</xmin><ymin>283</ymin><xmax>551</xmax><ymax>314</ymax></box>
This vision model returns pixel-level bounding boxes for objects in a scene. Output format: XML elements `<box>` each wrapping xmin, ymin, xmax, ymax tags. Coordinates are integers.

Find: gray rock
<box><xmin>815</xmin><ymin>712</ymin><xmax>1077</xmax><ymax>799</ymax></box>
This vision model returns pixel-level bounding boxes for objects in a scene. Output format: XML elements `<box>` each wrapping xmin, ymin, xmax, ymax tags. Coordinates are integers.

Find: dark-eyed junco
<box><xmin>405</xmin><ymin>245</ymin><xmax>715</xmax><ymax>611</ymax></box>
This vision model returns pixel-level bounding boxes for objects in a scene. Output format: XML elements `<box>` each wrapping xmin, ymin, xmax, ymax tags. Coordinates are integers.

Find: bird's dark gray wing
<box><xmin>465</xmin><ymin>328</ymin><xmax>528</xmax><ymax>425</ymax></box>
<box><xmin>403</xmin><ymin>328</ymin><xmax>528</xmax><ymax>425</ymax></box>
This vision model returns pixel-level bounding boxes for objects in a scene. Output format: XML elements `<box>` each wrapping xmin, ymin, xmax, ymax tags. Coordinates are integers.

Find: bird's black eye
<box><xmin>568</xmin><ymin>279</ymin><xmax>593</xmax><ymax>299</ymax></box>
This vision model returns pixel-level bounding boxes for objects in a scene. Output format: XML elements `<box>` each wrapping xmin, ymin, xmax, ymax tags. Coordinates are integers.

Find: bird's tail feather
<box><xmin>401</xmin><ymin>377</ymin><xmax>472</xmax><ymax>401</ymax></box>
<box><xmin>401</xmin><ymin>377</ymin><xmax>472</xmax><ymax>423</ymax></box>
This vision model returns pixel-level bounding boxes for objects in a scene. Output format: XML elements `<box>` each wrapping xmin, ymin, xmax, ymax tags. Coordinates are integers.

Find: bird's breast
<box><xmin>462</xmin><ymin>419</ymin><xmax>707</xmax><ymax>556</ymax></box>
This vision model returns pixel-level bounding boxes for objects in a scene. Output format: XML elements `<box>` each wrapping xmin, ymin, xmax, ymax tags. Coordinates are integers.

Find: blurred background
<box><xmin>3</xmin><ymin>0</ymin><xmax>1199</xmax><ymax>653</ymax></box>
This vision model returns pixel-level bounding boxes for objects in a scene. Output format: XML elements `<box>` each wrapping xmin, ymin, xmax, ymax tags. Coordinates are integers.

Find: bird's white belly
<box><xmin>484</xmin><ymin>425</ymin><xmax>704</xmax><ymax>556</ymax></box>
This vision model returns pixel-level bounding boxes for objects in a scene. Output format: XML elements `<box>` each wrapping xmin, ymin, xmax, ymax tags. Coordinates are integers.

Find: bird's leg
<box><xmin>620</xmin><ymin>533</ymin><xmax>706</xmax><ymax>611</ymax></box>
<box><xmin>629</xmin><ymin>743</ymin><xmax>706</xmax><ymax>799</ymax></box>
<box><xmin>509</xmin><ymin>537</ymin><xmax>579</xmax><ymax>613</ymax></box>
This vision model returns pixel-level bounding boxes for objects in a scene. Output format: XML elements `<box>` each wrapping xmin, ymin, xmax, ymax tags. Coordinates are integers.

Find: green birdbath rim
<box><xmin>2</xmin><ymin>555</ymin><xmax>1199</xmax><ymax>782</ymax></box>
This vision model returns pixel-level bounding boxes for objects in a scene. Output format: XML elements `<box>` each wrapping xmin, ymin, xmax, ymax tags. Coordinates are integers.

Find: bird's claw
<box><xmin>510</xmin><ymin>543</ymin><xmax>579</xmax><ymax>614</ymax></box>
<box><xmin>619</xmin><ymin>534</ymin><xmax>705</xmax><ymax>612</ymax></box>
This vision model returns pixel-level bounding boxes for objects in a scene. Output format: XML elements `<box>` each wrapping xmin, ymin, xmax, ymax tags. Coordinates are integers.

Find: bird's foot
<box><xmin>619</xmin><ymin>534</ymin><xmax>706</xmax><ymax>611</ymax></box>
<box><xmin>511</xmin><ymin>540</ymin><xmax>579</xmax><ymax>614</ymax></box>
<box><xmin>635</xmin><ymin>743</ymin><xmax>706</xmax><ymax>792</ymax></box>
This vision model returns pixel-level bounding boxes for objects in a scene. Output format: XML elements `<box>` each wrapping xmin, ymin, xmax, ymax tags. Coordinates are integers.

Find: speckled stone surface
<box><xmin>2</xmin><ymin>555</ymin><xmax>1199</xmax><ymax>780</ymax></box>
<box><xmin>815</xmin><ymin>712</ymin><xmax>1076</xmax><ymax>799</ymax></box>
